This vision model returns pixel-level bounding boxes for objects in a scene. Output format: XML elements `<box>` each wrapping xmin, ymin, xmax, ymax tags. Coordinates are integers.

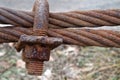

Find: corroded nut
<box><xmin>23</xmin><ymin>45</ymin><xmax>50</xmax><ymax>61</ymax></box>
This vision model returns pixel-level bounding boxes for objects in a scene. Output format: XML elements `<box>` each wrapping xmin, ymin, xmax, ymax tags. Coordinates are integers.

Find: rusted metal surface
<box><xmin>48</xmin><ymin>29</ymin><xmax>120</xmax><ymax>47</ymax></box>
<box><xmin>15</xmin><ymin>35</ymin><xmax>63</xmax><ymax>52</ymax></box>
<box><xmin>23</xmin><ymin>45</ymin><xmax>50</xmax><ymax>75</ymax></box>
<box><xmin>33</xmin><ymin>0</ymin><xmax>49</xmax><ymax>30</ymax></box>
<box><xmin>0</xmin><ymin>26</ymin><xmax>119</xmax><ymax>48</ymax></box>
<box><xmin>20</xmin><ymin>0</ymin><xmax>50</xmax><ymax>75</ymax></box>
<box><xmin>18</xmin><ymin>35</ymin><xmax>63</xmax><ymax>45</ymax></box>
<box><xmin>0</xmin><ymin>0</ymin><xmax>120</xmax><ymax>76</ymax></box>
<box><xmin>14</xmin><ymin>0</ymin><xmax>63</xmax><ymax>75</ymax></box>
<box><xmin>1</xmin><ymin>7</ymin><xmax>120</xmax><ymax>28</ymax></box>
<box><xmin>25</xmin><ymin>61</ymin><xmax>44</xmax><ymax>75</ymax></box>
<box><xmin>27</xmin><ymin>0</ymin><xmax>48</xmax><ymax>75</ymax></box>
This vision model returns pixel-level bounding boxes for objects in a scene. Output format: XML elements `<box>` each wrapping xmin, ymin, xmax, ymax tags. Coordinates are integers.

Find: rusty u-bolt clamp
<box><xmin>15</xmin><ymin>0</ymin><xmax>63</xmax><ymax>75</ymax></box>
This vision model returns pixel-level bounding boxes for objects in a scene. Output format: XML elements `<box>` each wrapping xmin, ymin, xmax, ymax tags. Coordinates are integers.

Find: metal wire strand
<box><xmin>0</xmin><ymin>26</ymin><xmax>120</xmax><ymax>48</ymax></box>
<box><xmin>0</xmin><ymin>7</ymin><xmax>120</xmax><ymax>28</ymax></box>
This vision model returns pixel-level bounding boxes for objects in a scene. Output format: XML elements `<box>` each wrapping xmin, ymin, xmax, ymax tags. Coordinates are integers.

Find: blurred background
<box><xmin>0</xmin><ymin>0</ymin><xmax>120</xmax><ymax>80</ymax></box>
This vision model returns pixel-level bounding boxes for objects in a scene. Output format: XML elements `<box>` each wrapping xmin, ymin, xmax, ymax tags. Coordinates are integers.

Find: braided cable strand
<box><xmin>48</xmin><ymin>29</ymin><xmax>120</xmax><ymax>47</ymax></box>
<box><xmin>0</xmin><ymin>27</ymin><xmax>120</xmax><ymax>48</ymax></box>
<box><xmin>1</xmin><ymin>7</ymin><xmax>120</xmax><ymax>28</ymax></box>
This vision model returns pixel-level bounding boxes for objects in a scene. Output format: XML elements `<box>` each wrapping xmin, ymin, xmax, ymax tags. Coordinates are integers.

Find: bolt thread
<box><xmin>26</xmin><ymin>61</ymin><xmax>44</xmax><ymax>75</ymax></box>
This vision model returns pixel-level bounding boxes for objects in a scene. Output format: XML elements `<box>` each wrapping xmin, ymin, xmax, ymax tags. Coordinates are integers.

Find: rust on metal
<box><xmin>21</xmin><ymin>0</ymin><xmax>50</xmax><ymax>75</ymax></box>
<box><xmin>19</xmin><ymin>35</ymin><xmax>63</xmax><ymax>45</ymax></box>
<box><xmin>14</xmin><ymin>0</ymin><xmax>62</xmax><ymax>75</ymax></box>
<box><xmin>0</xmin><ymin>0</ymin><xmax>120</xmax><ymax>76</ymax></box>
<box><xmin>33</xmin><ymin>0</ymin><xmax>49</xmax><ymax>30</ymax></box>
<box><xmin>0</xmin><ymin>27</ymin><xmax>120</xmax><ymax>47</ymax></box>
<box><xmin>15</xmin><ymin>34</ymin><xmax>63</xmax><ymax>52</ymax></box>
<box><xmin>1</xmin><ymin>7</ymin><xmax>120</xmax><ymax>28</ymax></box>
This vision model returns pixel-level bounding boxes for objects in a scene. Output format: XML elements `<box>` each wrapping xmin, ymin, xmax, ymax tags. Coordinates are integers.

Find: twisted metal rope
<box><xmin>0</xmin><ymin>7</ymin><xmax>120</xmax><ymax>28</ymax></box>
<box><xmin>0</xmin><ymin>26</ymin><xmax>120</xmax><ymax>48</ymax></box>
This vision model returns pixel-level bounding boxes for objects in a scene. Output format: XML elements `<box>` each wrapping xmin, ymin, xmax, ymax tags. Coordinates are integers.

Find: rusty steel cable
<box><xmin>0</xmin><ymin>7</ymin><xmax>120</xmax><ymax>28</ymax></box>
<box><xmin>0</xmin><ymin>26</ymin><xmax>120</xmax><ymax>48</ymax></box>
<box><xmin>1</xmin><ymin>0</ymin><xmax>120</xmax><ymax>76</ymax></box>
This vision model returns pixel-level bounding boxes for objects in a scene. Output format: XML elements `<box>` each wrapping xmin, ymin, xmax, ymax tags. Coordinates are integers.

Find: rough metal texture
<box><xmin>0</xmin><ymin>27</ymin><xmax>120</xmax><ymax>48</ymax></box>
<box><xmin>0</xmin><ymin>0</ymin><xmax>120</xmax><ymax>76</ymax></box>
<box><xmin>15</xmin><ymin>35</ymin><xmax>63</xmax><ymax>52</ymax></box>
<box><xmin>14</xmin><ymin>0</ymin><xmax>63</xmax><ymax>75</ymax></box>
<box><xmin>25</xmin><ymin>61</ymin><xmax>44</xmax><ymax>75</ymax></box>
<box><xmin>1</xmin><ymin>7</ymin><xmax>120</xmax><ymax>28</ymax></box>
<box><xmin>21</xmin><ymin>0</ymin><xmax>50</xmax><ymax>75</ymax></box>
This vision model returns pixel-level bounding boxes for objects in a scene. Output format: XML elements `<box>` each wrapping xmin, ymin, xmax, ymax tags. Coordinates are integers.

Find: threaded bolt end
<box><xmin>26</xmin><ymin>61</ymin><xmax>44</xmax><ymax>75</ymax></box>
